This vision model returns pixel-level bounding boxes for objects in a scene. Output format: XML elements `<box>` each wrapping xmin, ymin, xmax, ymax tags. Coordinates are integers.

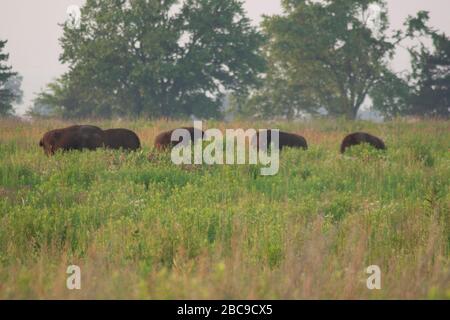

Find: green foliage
<box><xmin>0</xmin><ymin>119</ymin><xmax>448</xmax><ymax>298</ymax></box>
<box><xmin>244</xmin><ymin>0</ymin><xmax>398</xmax><ymax>119</ymax></box>
<box><xmin>0</xmin><ymin>40</ymin><xmax>20</xmax><ymax>116</ymax></box>
<box><xmin>408</xmin><ymin>31</ymin><xmax>450</xmax><ymax>118</ymax></box>
<box><xmin>374</xmin><ymin>11</ymin><xmax>450</xmax><ymax>119</ymax></box>
<box><xmin>37</xmin><ymin>0</ymin><xmax>265</xmax><ymax>119</ymax></box>
<box><xmin>370</xmin><ymin>69</ymin><xmax>411</xmax><ymax>118</ymax></box>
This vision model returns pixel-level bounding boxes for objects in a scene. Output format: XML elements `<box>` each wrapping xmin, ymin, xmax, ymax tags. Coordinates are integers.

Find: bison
<box><xmin>340</xmin><ymin>132</ymin><xmax>386</xmax><ymax>154</ymax></box>
<box><xmin>103</xmin><ymin>128</ymin><xmax>141</xmax><ymax>151</ymax></box>
<box><xmin>154</xmin><ymin>127</ymin><xmax>205</xmax><ymax>150</ymax></box>
<box><xmin>39</xmin><ymin>125</ymin><xmax>105</xmax><ymax>156</ymax></box>
<box><xmin>254</xmin><ymin>130</ymin><xmax>308</xmax><ymax>151</ymax></box>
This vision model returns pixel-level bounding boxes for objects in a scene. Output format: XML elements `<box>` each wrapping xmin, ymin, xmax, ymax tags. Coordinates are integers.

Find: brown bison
<box><xmin>39</xmin><ymin>125</ymin><xmax>105</xmax><ymax>156</ymax></box>
<box><xmin>254</xmin><ymin>130</ymin><xmax>308</xmax><ymax>151</ymax></box>
<box><xmin>340</xmin><ymin>132</ymin><xmax>386</xmax><ymax>154</ymax></box>
<box><xmin>103</xmin><ymin>128</ymin><xmax>141</xmax><ymax>151</ymax></box>
<box><xmin>154</xmin><ymin>127</ymin><xmax>205</xmax><ymax>150</ymax></box>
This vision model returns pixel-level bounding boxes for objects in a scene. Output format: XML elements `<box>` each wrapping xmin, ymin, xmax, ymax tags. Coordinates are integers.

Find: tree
<box><xmin>5</xmin><ymin>75</ymin><xmax>23</xmax><ymax>105</ymax></box>
<box><xmin>373</xmin><ymin>11</ymin><xmax>450</xmax><ymax>119</ymax></box>
<box><xmin>0</xmin><ymin>40</ymin><xmax>19</xmax><ymax>116</ymax></box>
<box><xmin>370</xmin><ymin>69</ymin><xmax>411</xmax><ymax>118</ymax></box>
<box><xmin>40</xmin><ymin>0</ymin><xmax>265</xmax><ymax>119</ymax></box>
<box><xmin>248</xmin><ymin>0</ymin><xmax>399</xmax><ymax>119</ymax></box>
<box><xmin>33</xmin><ymin>72</ymin><xmax>114</xmax><ymax>118</ymax></box>
<box><xmin>361</xmin><ymin>10</ymin><xmax>450</xmax><ymax>119</ymax></box>
<box><xmin>408</xmin><ymin>28</ymin><xmax>450</xmax><ymax>118</ymax></box>
<box><xmin>26</xmin><ymin>100</ymin><xmax>55</xmax><ymax>118</ymax></box>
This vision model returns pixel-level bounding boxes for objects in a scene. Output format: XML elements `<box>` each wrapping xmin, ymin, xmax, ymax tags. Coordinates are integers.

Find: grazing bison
<box><xmin>254</xmin><ymin>130</ymin><xmax>308</xmax><ymax>151</ymax></box>
<box><xmin>340</xmin><ymin>132</ymin><xmax>386</xmax><ymax>154</ymax></box>
<box><xmin>39</xmin><ymin>125</ymin><xmax>104</xmax><ymax>156</ymax></box>
<box><xmin>103</xmin><ymin>128</ymin><xmax>141</xmax><ymax>151</ymax></box>
<box><xmin>154</xmin><ymin>127</ymin><xmax>205</xmax><ymax>150</ymax></box>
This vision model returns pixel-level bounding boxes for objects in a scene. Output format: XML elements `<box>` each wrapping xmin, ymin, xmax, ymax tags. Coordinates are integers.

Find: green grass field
<box><xmin>0</xmin><ymin>118</ymin><xmax>449</xmax><ymax>299</ymax></box>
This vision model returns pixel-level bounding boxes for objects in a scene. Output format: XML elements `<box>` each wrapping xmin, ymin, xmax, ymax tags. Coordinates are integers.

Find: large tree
<box><xmin>4</xmin><ymin>74</ymin><xmax>23</xmax><ymax>106</ymax></box>
<box><xmin>39</xmin><ymin>0</ymin><xmax>265</xmax><ymax>118</ymax></box>
<box><xmin>408</xmin><ymin>20</ymin><xmax>450</xmax><ymax>118</ymax></box>
<box><xmin>372</xmin><ymin>11</ymin><xmax>450</xmax><ymax>119</ymax></box>
<box><xmin>0</xmin><ymin>40</ymin><xmax>20</xmax><ymax>116</ymax></box>
<box><xmin>246</xmin><ymin>0</ymin><xmax>399</xmax><ymax>119</ymax></box>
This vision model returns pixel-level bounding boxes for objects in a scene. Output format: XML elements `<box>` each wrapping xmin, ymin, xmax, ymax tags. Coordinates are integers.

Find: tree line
<box><xmin>0</xmin><ymin>40</ymin><xmax>23</xmax><ymax>116</ymax></box>
<box><xmin>1</xmin><ymin>0</ymin><xmax>449</xmax><ymax>119</ymax></box>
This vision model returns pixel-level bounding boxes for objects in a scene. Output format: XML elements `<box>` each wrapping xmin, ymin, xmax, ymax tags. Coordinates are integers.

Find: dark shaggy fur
<box><xmin>154</xmin><ymin>127</ymin><xmax>205</xmax><ymax>150</ymax></box>
<box><xmin>340</xmin><ymin>132</ymin><xmax>386</xmax><ymax>154</ymax></box>
<box><xmin>39</xmin><ymin>125</ymin><xmax>105</xmax><ymax>156</ymax></box>
<box><xmin>254</xmin><ymin>130</ymin><xmax>308</xmax><ymax>151</ymax></box>
<box><xmin>103</xmin><ymin>128</ymin><xmax>141</xmax><ymax>151</ymax></box>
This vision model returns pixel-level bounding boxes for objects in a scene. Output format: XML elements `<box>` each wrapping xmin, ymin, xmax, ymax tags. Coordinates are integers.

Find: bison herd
<box><xmin>39</xmin><ymin>125</ymin><xmax>386</xmax><ymax>156</ymax></box>
<box><xmin>39</xmin><ymin>125</ymin><xmax>140</xmax><ymax>156</ymax></box>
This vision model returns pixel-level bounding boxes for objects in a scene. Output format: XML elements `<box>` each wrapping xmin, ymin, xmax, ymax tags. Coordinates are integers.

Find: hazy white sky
<box><xmin>1</xmin><ymin>0</ymin><xmax>449</xmax><ymax>114</ymax></box>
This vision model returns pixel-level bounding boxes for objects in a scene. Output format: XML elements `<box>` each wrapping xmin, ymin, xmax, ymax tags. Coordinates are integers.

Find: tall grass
<box><xmin>0</xmin><ymin>118</ymin><xmax>448</xmax><ymax>299</ymax></box>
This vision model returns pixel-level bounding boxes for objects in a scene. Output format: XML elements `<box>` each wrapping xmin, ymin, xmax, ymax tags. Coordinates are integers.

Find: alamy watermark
<box><xmin>66</xmin><ymin>5</ymin><xmax>81</xmax><ymax>29</ymax></box>
<box><xmin>366</xmin><ymin>265</ymin><xmax>381</xmax><ymax>290</ymax></box>
<box><xmin>66</xmin><ymin>265</ymin><xmax>81</xmax><ymax>290</ymax></box>
<box><xmin>169</xmin><ymin>121</ymin><xmax>280</xmax><ymax>176</ymax></box>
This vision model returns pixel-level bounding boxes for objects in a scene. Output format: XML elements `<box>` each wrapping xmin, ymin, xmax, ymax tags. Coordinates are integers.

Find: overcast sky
<box><xmin>1</xmin><ymin>0</ymin><xmax>449</xmax><ymax>114</ymax></box>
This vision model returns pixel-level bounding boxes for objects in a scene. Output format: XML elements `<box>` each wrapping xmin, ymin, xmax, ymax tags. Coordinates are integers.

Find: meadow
<box><xmin>0</xmin><ymin>118</ymin><xmax>449</xmax><ymax>299</ymax></box>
